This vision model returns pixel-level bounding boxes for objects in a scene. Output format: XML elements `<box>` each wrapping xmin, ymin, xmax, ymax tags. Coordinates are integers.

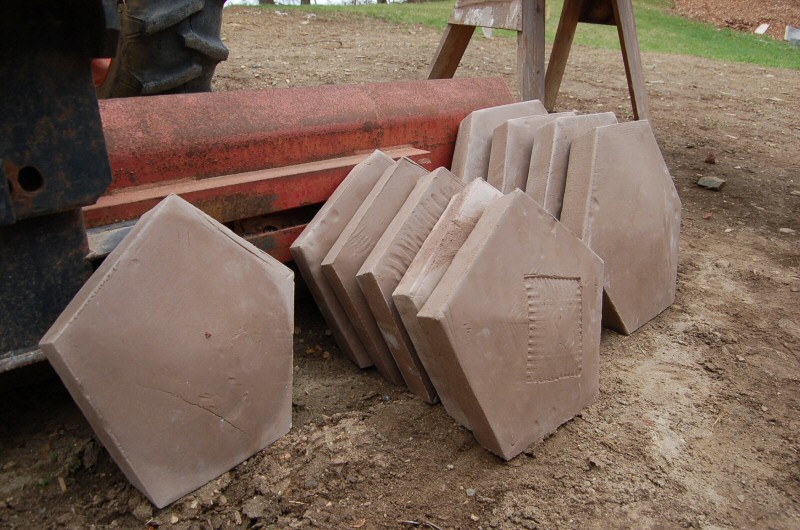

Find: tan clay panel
<box><xmin>393</xmin><ymin>179</ymin><xmax>502</xmax><ymax>425</ymax></box>
<box><xmin>291</xmin><ymin>151</ymin><xmax>394</xmax><ymax>368</ymax></box>
<box><xmin>418</xmin><ymin>190</ymin><xmax>602</xmax><ymax>460</ymax></box>
<box><xmin>526</xmin><ymin>112</ymin><xmax>617</xmax><ymax>218</ymax></box>
<box><xmin>357</xmin><ymin>168</ymin><xmax>465</xmax><ymax>403</ymax></box>
<box><xmin>451</xmin><ymin>100</ymin><xmax>547</xmax><ymax>183</ymax></box>
<box><xmin>322</xmin><ymin>159</ymin><xmax>428</xmax><ymax>385</ymax></box>
<box><xmin>560</xmin><ymin>120</ymin><xmax>681</xmax><ymax>334</ymax></box>
<box><xmin>487</xmin><ymin>111</ymin><xmax>576</xmax><ymax>194</ymax></box>
<box><xmin>40</xmin><ymin>195</ymin><xmax>294</xmax><ymax>508</ymax></box>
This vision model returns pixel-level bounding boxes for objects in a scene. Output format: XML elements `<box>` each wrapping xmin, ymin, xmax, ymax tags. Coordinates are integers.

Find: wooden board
<box><xmin>450</xmin><ymin>0</ymin><xmax>522</xmax><ymax>31</ymax></box>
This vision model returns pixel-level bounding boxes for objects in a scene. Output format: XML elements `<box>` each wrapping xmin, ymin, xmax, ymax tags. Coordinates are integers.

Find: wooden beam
<box><xmin>544</xmin><ymin>0</ymin><xmax>584</xmax><ymax>110</ymax></box>
<box><xmin>612</xmin><ymin>0</ymin><xmax>650</xmax><ymax>120</ymax></box>
<box><xmin>518</xmin><ymin>0</ymin><xmax>546</xmax><ymax>101</ymax></box>
<box><xmin>428</xmin><ymin>24</ymin><xmax>476</xmax><ymax>79</ymax></box>
<box><xmin>450</xmin><ymin>0</ymin><xmax>522</xmax><ymax>31</ymax></box>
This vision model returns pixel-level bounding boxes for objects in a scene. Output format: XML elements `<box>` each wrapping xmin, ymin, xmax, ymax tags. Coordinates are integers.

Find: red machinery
<box><xmin>1</xmin><ymin>76</ymin><xmax>514</xmax><ymax>372</ymax></box>
<box><xmin>87</xmin><ymin>78</ymin><xmax>514</xmax><ymax>263</ymax></box>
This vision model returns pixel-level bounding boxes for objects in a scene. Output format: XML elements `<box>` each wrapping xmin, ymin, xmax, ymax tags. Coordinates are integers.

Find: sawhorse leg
<box><xmin>430</xmin><ymin>2</ymin><xmax>547</xmax><ymax>103</ymax></box>
<box><xmin>544</xmin><ymin>0</ymin><xmax>584</xmax><ymax>111</ymax></box>
<box><xmin>544</xmin><ymin>0</ymin><xmax>649</xmax><ymax>120</ymax></box>
<box><xmin>518</xmin><ymin>0</ymin><xmax>546</xmax><ymax>102</ymax></box>
<box><xmin>613</xmin><ymin>0</ymin><xmax>649</xmax><ymax>120</ymax></box>
<box><xmin>428</xmin><ymin>24</ymin><xmax>476</xmax><ymax>79</ymax></box>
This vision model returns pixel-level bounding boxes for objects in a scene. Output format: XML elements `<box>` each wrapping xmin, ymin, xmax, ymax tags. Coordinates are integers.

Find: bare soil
<box><xmin>675</xmin><ymin>0</ymin><xmax>800</xmax><ymax>40</ymax></box>
<box><xmin>2</xmin><ymin>7</ymin><xmax>799</xmax><ymax>530</ymax></box>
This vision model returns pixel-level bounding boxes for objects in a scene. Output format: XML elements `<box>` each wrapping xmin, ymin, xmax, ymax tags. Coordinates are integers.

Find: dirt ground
<box><xmin>674</xmin><ymin>0</ymin><xmax>800</xmax><ymax>40</ymax></box>
<box><xmin>2</xmin><ymin>6</ymin><xmax>799</xmax><ymax>530</ymax></box>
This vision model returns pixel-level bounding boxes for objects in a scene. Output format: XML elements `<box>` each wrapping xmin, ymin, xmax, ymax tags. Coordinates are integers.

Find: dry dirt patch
<box><xmin>674</xmin><ymin>0</ymin><xmax>800</xmax><ymax>39</ymax></box>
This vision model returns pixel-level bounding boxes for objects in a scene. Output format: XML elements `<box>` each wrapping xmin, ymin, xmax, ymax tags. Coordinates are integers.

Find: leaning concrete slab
<box><xmin>393</xmin><ymin>179</ymin><xmax>502</xmax><ymax>424</ymax></box>
<box><xmin>40</xmin><ymin>195</ymin><xmax>294</xmax><ymax>508</ymax></box>
<box><xmin>322</xmin><ymin>159</ymin><xmax>428</xmax><ymax>385</ymax></box>
<box><xmin>526</xmin><ymin>112</ymin><xmax>617</xmax><ymax>218</ymax></box>
<box><xmin>417</xmin><ymin>190</ymin><xmax>602</xmax><ymax>460</ymax></box>
<box><xmin>291</xmin><ymin>151</ymin><xmax>395</xmax><ymax>368</ymax></box>
<box><xmin>487</xmin><ymin>111</ymin><xmax>576</xmax><ymax>194</ymax></box>
<box><xmin>451</xmin><ymin>100</ymin><xmax>547</xmax><ymax>183</ymax></box>
<box><xmin>560</xmin><ymin>120</ymin><xmax>681</xmax><ymax>335</ymax></box>
<box><xmin>356</xmin><ymin>168</ymin><xmax>465</xmax><ymax>403</ymax></box>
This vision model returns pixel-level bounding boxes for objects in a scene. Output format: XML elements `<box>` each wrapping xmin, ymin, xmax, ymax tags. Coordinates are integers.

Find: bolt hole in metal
<box><xmin>17</xmin><ymin>166</ymin><xmax>44</xmax><ymax>192</ymax></box>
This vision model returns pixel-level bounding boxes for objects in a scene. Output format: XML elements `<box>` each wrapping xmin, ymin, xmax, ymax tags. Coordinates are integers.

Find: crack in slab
<box><xmin>144</xmin><ymin>386</ymin><xmax>247</xmax><ymax>434</ymax></box>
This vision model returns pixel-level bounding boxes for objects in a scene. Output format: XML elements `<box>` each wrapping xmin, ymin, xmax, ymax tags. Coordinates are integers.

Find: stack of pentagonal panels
<box><xmin>293</xmin><ymin>101</ymin><xmax>681</xmax><ymax>460</ymax></box>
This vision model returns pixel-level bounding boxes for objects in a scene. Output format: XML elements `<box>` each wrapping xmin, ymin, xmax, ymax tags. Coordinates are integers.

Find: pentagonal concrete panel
<box><xmin>40</xmin><ymin>195</ymin><xmax>294</xmax><ymax>508</ymax></box>
<box><xmin>322</xmin><ymin>159</ymin><xmax>428</xmax><ymax>385</ymax></box>
<box><xmin>356</xmin><ymin>168</ymin><xmax>465</xmax><ymax>403</ymax></box>
<box><xmin>417</xmin><ymin>190</ymin><xmax>602</xmax><ymax>460</ymax></box>
<box><xmin>291</xmin><ymin>151</ymin><xmax>395</xmax><ymax>368</ymax></box>
<box><xmin>451</xmin><ymin>100</ymin><xmax>547</xmax><ymax>183</ymax></box>
<box><xmin>393</xmin><ymin>179</ymin><xmax>502</xmax><ymax>426</ymax></box>
<box><xmin>526</xmin><ymin>113</ymin><xmax>617</xmax><ymax>218</ymax></box>
<box><xmin>487</xmin><ymin>111</ymin><xmax>575</xmax><ymax>194</ymax></box>
<box><xmin>560</xmin><ymin>120</ymin><xmax>681</xmax><ymax>335</ymax></box>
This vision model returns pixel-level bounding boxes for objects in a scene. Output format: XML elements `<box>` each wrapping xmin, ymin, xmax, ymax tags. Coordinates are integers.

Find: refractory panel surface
<box><xmin>40</xmin><ymin>195</ymin><xmax>294</xmax><ymax>508</ymax></box>
<box><xmin>417</xmin><ymin>190</ymin><xmax>603</xmax><ymax>460</ymax></box>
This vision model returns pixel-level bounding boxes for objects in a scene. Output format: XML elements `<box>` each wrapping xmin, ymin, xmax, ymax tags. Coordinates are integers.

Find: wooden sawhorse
<box><xmin>428</xmin><ymin>0</ymin><xmax>649</xmax><ymax>120</ymax></box>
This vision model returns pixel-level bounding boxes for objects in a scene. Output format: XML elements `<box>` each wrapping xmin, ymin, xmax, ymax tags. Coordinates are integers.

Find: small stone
<box><xmin>81</xmin><ymin>441</ymin><xmax>100</xmax><ymax>469</ymax></box>
<box><xmin>778</xmin><ymin>228</ymin><xmax>796</xmax><ymax>235</ymax></box>
<box><xmin>470</xmin><ymin>514</ymin><xmax>480</xmax><ymax>522</ymax></box>
<box><xmin>761</xmin><ymin>406</ymin><xmax>768</xmax><ymax>412</ymax></box>
<box><xmin>715</xmin><ymin>260</ymin><xmax>730</xmax><ymax>268</ymax></box>
<box><xmin>243</xmin><ymin>496</ymin><xmax>268</xmax><ymax>519</ymax></box>
<box><xmin>132</xmin><ymin>503</ymin><xmax>153</xmax><ymax>522</ymax></box>
<box><xmin>697</xmin><ymin>176</ymin><xmax>726</xmax><ymax>191</ymax></box>
<box><xmin>737</xmin><ymin>494</ymin><xmax>745</xmax><ymax>503</ymax></box>
<box><xmin>704</xmin><ymin>152</ymin><xmax>716</xmax><ymax>164</ymax></box>
<box><xmin>724</xmin><ymin>228</ymin><xmax>733</xmax><ymax>233</ymax></box>
<box><xmin>466</xmin><ymin>488</ymin><xmax>476</xmax><ymax>497</ymax></box>
<box><xmin>170</xmin><ymin>514</ymin><xmax>179</xmax><ymax>524</ymax></box>
<box><xmin>736</xmin><ymin>355</ymin><xmax>745</xmax><ymax>362</ymax></box>
<box><xmin>446</xmin><ymin>464</ymin><xmax>454</xmax><ymax>471</ymax></box>
<box><xmin>703</xmin><ymin>212</ymin><xmax>713</xmax><ymax>220</ymax></box>
<box><xmin>786</xmin><ymin>25</ymin><xmax>800</xmax><ymax>45</ymax></box>
<box><xmin>790</xmin><ymin>190</ymin><xmax>800</xmax><ymax>197</ymax></box>
<box><xmin>791</xmin><ymin>287</ymin><xmax>799</xmax><ymax>293</ymax></box>
<box><xmin>588</xmin><ymin>455</ymin><xmax>606</xmax><ymax>469</ymax></box>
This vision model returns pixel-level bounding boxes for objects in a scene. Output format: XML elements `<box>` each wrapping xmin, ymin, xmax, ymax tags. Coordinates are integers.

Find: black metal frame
<box><xmin>0</xmin><ymin>0</ymin><xmax>119</xmax><ymax>371</ymax></box>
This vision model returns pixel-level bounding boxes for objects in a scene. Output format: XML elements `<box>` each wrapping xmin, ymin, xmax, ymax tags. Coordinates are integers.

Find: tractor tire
<box><xmin>97</xmin><ymin>0</ymin><xmax>229</xmax><ymax>98</ymax></box>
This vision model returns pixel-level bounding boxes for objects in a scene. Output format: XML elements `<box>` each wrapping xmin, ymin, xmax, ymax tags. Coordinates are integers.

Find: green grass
<box><xmin>255</xmin><ymin>0</ymin><xmax>800</xmax><ymax>70</ymax></box>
